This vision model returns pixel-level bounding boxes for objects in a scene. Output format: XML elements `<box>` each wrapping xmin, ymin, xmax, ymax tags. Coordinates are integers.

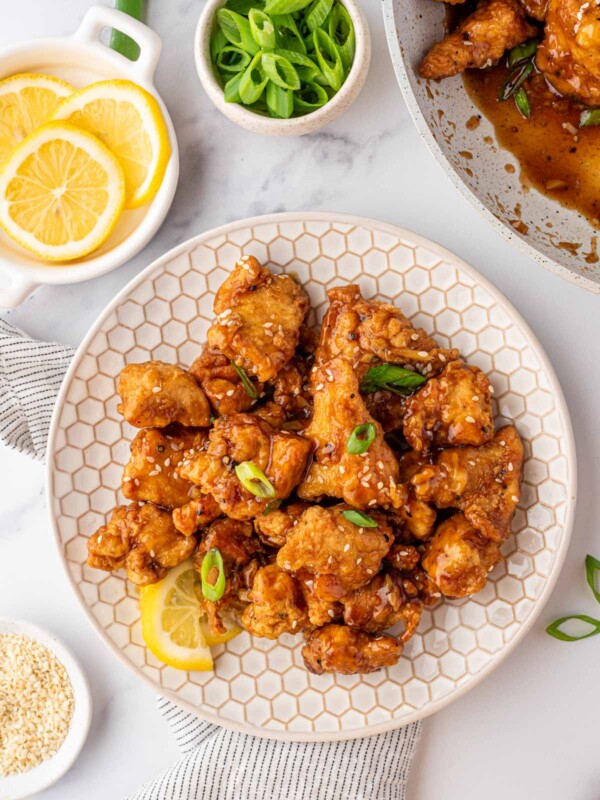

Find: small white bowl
<box><xmin>0</xmin><ymin>617</ymin><xmax>92</xmax><ymax>799</ymax></box>
<box><xmin>0</xmin><ymin>4</ymin><xmax>180</xmax><ymax>309</ymax></box>
<box><xmin>195</xmin><ymin>0</ymin><xmax>371</xmax><ymax>136</ymax></box>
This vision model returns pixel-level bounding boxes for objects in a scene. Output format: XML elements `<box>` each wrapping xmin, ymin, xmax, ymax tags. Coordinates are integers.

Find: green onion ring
<box><xmin>294</xmin><ymin>81</ymin><xmax>329</xmax><ymax>110</ymax></box>
<box><xmin>216</xmin><ymin>46</ymin><xmax>252</xmax><ymax>74</ymax></box>
<box><xmin>499</xmin><ymin>60</ymin><xmax>533</xmax><ymax>102</ymax></box>
<box><xmin>249</xmin><ymin>8</ymin><xmax>277</xmax><ymax>50</ymax></box>
<box><xmin>580</xmin><ymin>108</ymin><xmax>600</xmax><ymax>127</ymax></box>
<box><xmin>546</xmin><ymin>614</ymin><xmax>600</xmax><ymax>641</ymax></box>
<box><xmin>585</xmin><ymin>554</ymin><xmax>600</xmax><ymax>603</ymax></box>
<box><xmin>346</xmin><ymin>422</ymin><xmax>377</xmax><ymax>455</ymax></box>
<box><xmin>239</xmin><ymin>51</ymin><xmax>269</xmax><ymax>104</ymax></box>
<box><xmin>514</xmin><ymin>87</ymin><xmax>531</xmax><ymax>119</ymax></box>
<box><xmin>235</xmin><ymin>461</ymin><xmax>276</xmax><ymax>498</ymax></box>
<box><xmin>328</xmin><ymin>2</ymin><xmax>355</xmax><ymax>70</ymax></box>
<box><xmin>264</xmin><ymin>0</ymin><xmax>313</xmax><ymax>13</ymax></box>
<box><xmin>217</xmin><ymin>8</ymin><xmax>260</xmax><ymax>55</ymax></box>
<box><xmin>507</xmin><ymin>38</ymin><xmax>538</xmax><ymax>69</ymax></box>
<box><xmin>262</xmin><ymin>499</ymin><xmax>283</xmax><ymax>515</ymax></box>
<box><xmin>342</xmin><ymin>509</ymin><xmax>378</xmax><ymax>528</ymax></box>
<box><xmin>311</xmin><ymin>28</ymin><xmax>344</xmax><ymax>92</ymax></box>
<box><xmin>201</xmin><ymin>548</ymin><xmax>227</xmax><ymax>602</ymax></box>
<box><xmin>261</xmin><ymin>52</ymin><xmax>300</xmax><ymax>90</ymax></box>
<box><xmin>211</xmin><ymin>28</ymin><xmax>228</xmax><ymax>63</ymax></box>
<box><xmin>305</xmin><ymin>0</ymin><xmax>334</xmax><ymax>32</ymax></box>
<box><xmin>266</xmin><ymin>81</ymin><xmax>294</xmax><ymax>118</ymax></box>
<box><xmin>224</xmin><ymin>73</ymin><xmax>243</xmax><ymax>102</ymax></box>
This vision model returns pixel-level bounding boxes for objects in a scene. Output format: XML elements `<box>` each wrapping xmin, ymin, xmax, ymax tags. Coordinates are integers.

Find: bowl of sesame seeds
<box><xmin>0</xmin><ymin>617</ymin><xmax>92</xmax><ymax>799</ymax></box>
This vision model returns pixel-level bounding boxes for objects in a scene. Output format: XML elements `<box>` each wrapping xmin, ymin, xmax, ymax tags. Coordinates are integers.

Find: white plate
<box><xmin>46</xmin><ymin>211</ymin><xmax>576</xmax><ymax>742</ymax></box>
<box><xmin>0</xmin><ymin>617</ymin><xmax>92</xmax><ymax>799</ymax></box>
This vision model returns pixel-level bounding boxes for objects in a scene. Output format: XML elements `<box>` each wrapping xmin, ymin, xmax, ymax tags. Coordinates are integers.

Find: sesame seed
<box><xmin>152</xmin><ymin>386</ymin><xmax>161</xmax><ymax>393</ymax></box>
<box><xmin>489</xmin><ymin>386</ymin><xmax>495</xmax><ymax>394</ymax></box>
<box><xmin>418</xmin><ymin>351</ymin><xmax>428</xmax><ymax>358</ymax></box>
<box><xmin>508</xmin><ymin>462</ymin><xmax>514</xmax><ymax>471</ymax></box>
<box><xmin>411</xmin><ymin>333</ymin><xmax>419</xmax><ymax>341</ymax></box>
<box><xmin>226</xmin><ymin>389</ymin><xmax>234</xmax><ymax>397</ymax></box>
<box><xmin>291</xmin><ymin>620</ymin><xmax>298</xmax><ymax>629</ymax></box>
<box><xmin>343</xmin><ymin>544</ymin><xmax>350</xmax><ymax>552</ymax></box>
<box><xmin>164</xmin><ymin>458</ymin><xmax>171</xmax><ymax>467</ymax></box>
<box><xmin>511</xmin><ymin>495</ymin><xmax>519</xmax><ymax>503</ymax></box>
<box><xmin>438</xmin><ymin>354</ymin><xmax>446</xmax><ymax>362</ymax></box>
<box><xmin>264</xmin><ymin>322</ymin><xmax>273</xmax><ymax>328</ymax></box>
<box><xmin>465</xmin><ymin>415</ymin><xmax>476</xmax><ymax>424</ymax></box>
<box><xmin>146</xmin><ymin>456</ymin><xmax>155</xmax><ymax>463</ymax></box>
<box><xmin>315</xmin><ymin>383</ymin><xmax>324</xmax><ymax>391</ymax></box>
<box><xmin>366</xmin><ymin>568</ymin><xmax>373</xmax><ymax>574</ymax></box>
<box><xmin>328</xmin><ymin>609</ymin><xmax>335</xmax><ymax>617</ymax></box>
<box><xmin>356</xmin><ymin>558</ymin><xmax>362</xmax><ymax>565</ymax></box>
<box><xmin>149</xmin><ymin>549</ymin><xmax>156</xmax><ymax>558</ymax></box>
<box><xmin>500</xmin><ymin>440</ymin><xmax>506</xmax><ymax>447</ymax></box>
<box><xmin>472</xmin><ymin>395</ymin><xmax>479</xmax><ymax>402</ymax></box>
<box><xmin>377</xmin><ymin>481</ymin><xmax>383</xmax><ymax>490</ymax></box>
<box><xmin>123</xmin><ymin>476</ymin><xmax>132</xmax><ymax>482</ymax></box>
<box><xmin>339</xmin><ymin>466</ymin><xmax>346</xmax><ymax>475</ymax></box>
<box><xmin>468</xmin><ymin>460</ymin><xmax>476</xmax><ymax>467</ymax></box>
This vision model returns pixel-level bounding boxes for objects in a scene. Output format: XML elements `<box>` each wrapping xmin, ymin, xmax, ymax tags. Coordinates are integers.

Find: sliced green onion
<box><xmin>499</xmin><ymin>61</ymin><xmax>533</xmax><ymax>101</ymax></box>
<box><xmin>110</xmin><ymin>0</ymin><xmax>143</xmax><ymax>61</ymax></box>
<box><xmin>266</xmin><ymin>81</ymin><xmax>294</xmax><ymax>118</ymax></box>
<box><xmin>305</xmin><ymin>0</ymin><xmax>334</xmax><ymax>32</ymax></box>
<box><xmin>346</xmin><ymin>423</ymin><xmax>377</xmax><ymax>455</ymax></box>
<box><xmin>224</xmin><ymin>72</ymin><xmax>243</xmax><ymax>102</ymax></box>
<box><xmin>262</xmin><ymin>499</ymin><xmax>282</xmax><ymax>515</ymax></box>
<box><xmin>273</xmin><ymin>14</ymin><xmax>307</xmax><ymax>53</ymax></box>
<box><xmin>294</xmin><ymin>80</ymin><xmax>329</xmax><ymax>110</ymax></box>
<box><xmin>264</xmin><ymin>0</ymin><xmax>313</xmax><ymax>13</ymax></box>
<box><xmin>230</xmin><ymin>361</ymin><xmax>258</xmax><ymax>398</ymax></box>
<box><xmin>239</xmin><ymin>51</ymin><xmax>269</xmax><ymax>104</ymax></box>
<box><xmin>580</xmin><ymin>108</ymin><xmax>600</xmax><ymax>127</ymax></box>
<box><xmin>360</xmin><ymin>364</ymin><xmax>427</xmax><ymax>395</ymax></box>
<box><xmin>216</xmin><ymin>46</ymin><xmax>252</xmax><ymax>74</ymax></box>
<box><xmin>249</xmin><ymin>8</ymin><xmax>276</xmax><ymax>49</ymax></box>
<box><xmin>235</xmin><ymin>461</ymin><xmax>276</xmax><ymax>498</ymax></box>
<box><xmin>201</xmin><ymin>548</ymin><xmax>227</xmax><ymax>602</ymax></box>
<box><xmin>261</xmin><ymin>52</ymin><xmax>301</xmax><ymax>90</ymax></box>
<box><xmin>342</xmin><ymin>509</ymin><xmax>378</xmax><ymax>528</ymax></box>
<box><xmin>312</xmin><ymin>28</ymin><xmax>344</xmax><ymax>91</ymax></box>
<box><xmin>546</xmin><ymin>614</ymin><xmax>600</xmax><ymax>641</ymax></box>
<box><xmin>507</xmin><ymin>38</ymin><xmax>538</xmax><ymax>69</ymax></box>
<box><xmin>217</xmin><ymin>8</ymin><xmax>260</xmax><ymax>55</ymax></box>
<box><xmin>328</xmin><ymin>2</ymin><xmax>355</xmax><ymax>70</ymax></box>
<box><xmin>226</xmin><ymin>0</ymin><xmax>264</xmax><ymax>13</ymax></box>
<box><xmin>514</xmin><ymin>87</ymin><xmax>531</xmax><ymax>119</ymax></box>
<box><xmin>585</xmin><ymin>555</ymin><xmax>600</xmax><ymax>603</ymax></box>
<box><xmin>211</xmin><ymin>29</ymin><xmax>228</xmax><ymax>63</ymax></box>
<box><xmin>276</xmin><ymin>49</ymin><xmax>322</xmax><ymax>81</ymax></box>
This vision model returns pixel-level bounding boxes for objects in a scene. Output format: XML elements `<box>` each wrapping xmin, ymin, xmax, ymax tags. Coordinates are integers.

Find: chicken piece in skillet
<box><xmin>340</xmin><ymin>572</ymin><xmax>423</xmax><ymax>641</ymax></box>
<box><xmin>172</xmin><ymin>493</ymin><xmax>221</xmax><ymax>536</ymax></box>
<box><xmin>207</xmin><ymin>256</ymin><xmax>309</xmax><ymax>383</ymax></box>
<box><xmin>241</xmin><ymin>564</ymin><xmax>308</xmax><ymax>638</ymax></box>
<box><xmin>117</xmin><ymin>361</ymin><xmax>212</xmax><ymax>428</ymax></box>
<box><xmin>297</xmin><ymin>357</ymin><xmax>405</xmax><ymax>509</ymax></box>
<box><xmin>253</xmin><ymin>501</ymin><xmax>310</xmax><ymax>548</ymax></box>
<box><xmin>403</xmin><ymin>361</ymin><xmax>494</xmax><ymax>453</ymax></box>
<box><xmin>316</xmin><ymin>285</ymin><xmax>457</xmax><ymax>377</ymax></box>
<box><xmin>411</xmin><ymin>425</ymin><xmax>524</xmax><ymax>542</ymax></box>
<box><xmin>177</xmin><ymin>413</ymin><xmax>312</xmax><ymax>520</ymax></box>
<box><xmin>87</xmin><ymin>503</ymin><xmax>197</xmax><ymax>586</ymax></box>
<box><xmin>419</xmin><ymin>0</ymin><xmax>537</xmax><ymax>80</ymax></box>
<box><xmin>122</xmin><ymin>426</ymin><xmax>208</xmax><ymax>509</ymax></box>
<box><xmin>536</xmin><ymin>0</ymin><xmax>600</xmax><ymax>105</ymax></box>
<box><xmin>302</xmin><ymin>625</ymin><xmax>403</xmax><ymax>674</ymax></box>
<box><xmin>277</xmin><ymin>505</ymin><xmax>394</xmax><ymax>600</ymax></box>
<box><xmin>422</xmin><ymin>513</ymin><xmax>502</xmax><ymax>598</ymax></box>
<box><xmin>193</xmin><ymin>518</ymin><xmax>264</xmax><ymax>635</ymax></box>
<box><xmin>189</xmin><ymin>344</ymin><xmax>263</xmax><ymax>416</ymax></box>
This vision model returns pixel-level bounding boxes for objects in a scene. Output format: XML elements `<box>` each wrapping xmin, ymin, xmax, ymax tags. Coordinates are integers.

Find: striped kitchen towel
<box><xmin>0</xmin><ymin>317</ymin><xmax>422</xmax><ymax>800</ymax></box>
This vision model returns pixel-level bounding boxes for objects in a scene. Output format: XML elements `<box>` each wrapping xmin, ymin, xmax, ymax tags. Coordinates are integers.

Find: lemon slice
<box><xmin>52</xmin><ymin>79</ymin><xmax>171</xmax><ymax>209</ymax></box>
<box><xmin>140</xmin><ymin>560</ymin><xmax>241</xmax><ymax>671</ymax></box>
<box><xmin>0</xmin><ymin>73</ymin><xmax>74</xmax><ymax>167</ymax></box>
<box><xmin>0</xmin><ymin>122</ymin><xmax>126</xmax><ymax>262</ymax></box>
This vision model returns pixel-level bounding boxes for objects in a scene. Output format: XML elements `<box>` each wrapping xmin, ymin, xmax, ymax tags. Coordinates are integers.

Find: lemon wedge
<box><xmin>140</xmin><ymin>559</ymin><xmax>241</xmax><ymax>671</ymax></box>
<box><xmin>52</xmin><ymin>79</ymin><xmax>171</xmax><ymax>208</ymax></box>
<box><xmin>0</xmin><ymin>121</ymin><xmax>126</xmax><ymax>262</ymax></box>
<box><xmin>0</xmin><ymin>73</ymin><xmax>74</xmax><ymax>167</ymax></box>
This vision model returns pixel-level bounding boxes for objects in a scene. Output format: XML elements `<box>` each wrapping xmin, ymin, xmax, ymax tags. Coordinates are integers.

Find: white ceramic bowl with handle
<box><xmin>0</xmin><ymin>4</ymin><xmax>180</xmax><ymax>309</ymax></box>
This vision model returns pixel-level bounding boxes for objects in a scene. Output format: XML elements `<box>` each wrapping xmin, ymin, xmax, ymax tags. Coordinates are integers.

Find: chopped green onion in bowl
<box><xmin>210</xmin><ymin>0</ymin><xmax>355</xmax><ymax>118</ymax></box>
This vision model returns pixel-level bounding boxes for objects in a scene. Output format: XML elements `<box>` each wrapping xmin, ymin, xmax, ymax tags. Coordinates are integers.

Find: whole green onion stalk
<box><xmin>111</xmin><ymin>0</ymin><xmax>144</xmax><ymax>61</ymax></box>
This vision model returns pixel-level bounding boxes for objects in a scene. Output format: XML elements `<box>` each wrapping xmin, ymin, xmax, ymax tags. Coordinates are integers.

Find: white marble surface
<box><xmin>0</xmin><ymin>2</ymin><xmax>599</xmax><ymax>798</ymax></box>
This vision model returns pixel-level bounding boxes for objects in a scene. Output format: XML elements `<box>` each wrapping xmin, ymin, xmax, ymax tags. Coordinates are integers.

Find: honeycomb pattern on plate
<box><xmin>48</xmin><ymin>216</ymin><xmax>573</xmax><ymax>740</ymax></box>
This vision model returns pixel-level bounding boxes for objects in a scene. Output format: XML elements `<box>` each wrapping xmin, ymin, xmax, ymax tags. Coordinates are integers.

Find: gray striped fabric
<box><xmin>0</xmin><ymin>318</ymin><xmax>422</xmax><ymax>800</ymax></box>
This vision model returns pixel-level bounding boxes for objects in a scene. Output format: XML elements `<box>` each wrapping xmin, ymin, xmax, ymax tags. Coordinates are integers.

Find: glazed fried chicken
<box><xmin>177</xmin><ymin>413</ymin><xmax>312</xmax><ymax>520</ymax></box>
<box><xmin>117</xmin><ymin>361</ymin><xmax>212</xmax><ymax>428</ymax></box>
<box><xmin>269</xmin><ymin>356</ymin><xmax>313</xmax><ymax>425</ymax></box>
<box><xmin>298</xmin><ymin>357</ymin><xmax>405</xmax><ymax>509</ymax></box>
<box><xmin>300</xmin><ymin>576</ymin><xmax>343</xmax><ymax>627</ymax></box>
<box><xmin>412</xmin><ymin>425</ymin><xmax>524</xmax><ymax>542</ymax></box>
<box><xmin>189</xmin><ymin>344</ymin><xmax>263</xmax><ymax>416</ymax></box>
<box><xmin>87</xmin><ymin>503</ymin><xmax>196</xmax><ymax>586</ymax></box>
<box><xmin>242</xmin><ymin>564</ymin><xmax>308</xmax><ymax>638</ymax></box>
<box><xmin>391</xmin><ymin>451</ymin><xmax>438</xmax><ymax>540</ymax></box>
<box><xmin>519</xmin><ymin>0</ymin><xmax>547</xmax><ymax>20</ymax></box>
<box><xmin>122</xmin><ymin>426</ymin><xmax>208</xmax><ymax>509</ymax></box>
<box><xmin>253</xmin><ymin>501</ymin><xmax>309</xmax><ymax>548</ymax></box>
<box><xmin>403</xmin><ymin>361</ymin><xmax>494</xmax><ymax>453</ymax></box>
<box><xmin>207</xmin><ymin>256</ymin><xmax>309</xmax><ymax>382</ymax></box>
<box><xmin>341</xmin><ymin>572</ymin><xmax>423</xmax><ymax>641</ymax></box>
<box><xmin>302</xmin><ymin>625</ymin><xmax>403</xmax><ymax>675</ymax></box>
<box><xmin>419</xmin><ymin>0</ymin><xmax>537</xmax><ymax>80</ymax></box>
<box><xmin>536</xmin><ymin>0</ymin><xmax>600</xmax><ymax>105</ymax></box>
<box><xmin>422</xmin><ymin>513</ymin><xmax>502</xmax><ymax>597</ymax></box>
<box><xmin>172</xmin><ymin>494</ymin><xmax>221</xmax><ymax>536</ymax></box>
<box><xmin>277</xmin><ymin>505</ymin><xmax>393</xmax><ymax>600</ymax></box>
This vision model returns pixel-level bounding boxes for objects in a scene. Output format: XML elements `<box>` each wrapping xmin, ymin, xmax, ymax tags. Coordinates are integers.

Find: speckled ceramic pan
<box><xmin>383</xmin><ymin>0</ymin><xmax>600</xmax><ymax>294</ymax></box>
<box><xmin>47</xmin><ymin>212</ymin><xmax>575</xmax><ymax>741</ymax></box>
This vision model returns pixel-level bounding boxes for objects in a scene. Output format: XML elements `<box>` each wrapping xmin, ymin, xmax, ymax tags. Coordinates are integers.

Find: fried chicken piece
<box><xmin>385</xmin><ymin>543</ymin><xmax>421</xmax><ymax>572</ymax></box>
<box><xmin>536</xmin><ymin>0</ymin><xmax>600</xmax><ymax>104</ymax></box>
<box><xmin>411</xmin><ymin>425</ymin><xmax>524</xmax><ymax>542</ymax></box>
<box><xmin>341</xmin><ymin>572</ymin><xmax>423</xmax><ymax>641</ymax></box>
<box><xmin>364</xmin><ymin>390</ymin><xmax>408</xmax><ymax>433</ymax></box>
<box><xmin>117</xmin><ymin>361</ymin><xmax>211</xmax><ymax>429</ymax></box>
<box><xmin>269</xmin><ymin>356</ymin><xmax>313</xmax><ymax>425</ymax></box>
<box><xmin>300</xmin><ymin>575</ymin><xmax>343</xmax><ymax>627</ymax></box>
<box><xmin>403</xmin><ymin>361</ymin><xmax>494</xmax><ymax>453</ymax></box>
<box><xmin>241</xmin><ymin>564</ymin><xmax>308</xmax><ymax>638</ymax></box>
<box><xmin>189</xmin><ymin>344</ymin><xmax>263</xmax><ymax>416</ymax></box>
<box><xmin>316</xmin><ymin>285</ymin><xmax>457</xmax><ymax>377</ymax></box>
<box><xmin>172</xmin><ymin>493</ymin><xmax>221</xmax><ymax>536</ymax></box>
<box><xmin>178</xmin><ymin>413</ymin><xmax>312</xmax><ymax>520</ymax></box>
<box><xmin>422</xmin><ymin>514</ymin><xmax>501</xmax><ymax>598</ymax></box>
<box><xmin>297</xmin><ymin>357</ymin><xmax>405</xmax><ymax>509</ymax></box>
<box><xmin>519</xmin><ymin>0</ymin><xmax>547</xmax><ymax>20</ymax></box>
<box><xmin>388</xmin><ymin>451</ymin><xmax>438</xmax><ymax>540</ymax></box>
<box><xmin>277</xmin><ymin>505</ymin><xmax>393</xmax><ymax>600</ymax></box>
<box><xmin>207</xmin><ymin>256</ymin><xmax>309</xmax><ymax>382</ymax></box>
<box><xmin>302</xmin><ymin>625</ymin><xmax>403</xmax><ymax>675</ymax></box>
<box><xmin>122</xmin><ymin>427</ymin><xmax>208</xmax><ymax>509</ymax></box>
<box><xmin>419</xmin><ymin>0</ymin><xmax>537</xmax><ymax>80</ymax></box>
<box><xmin>251</xmin><ymin>400</ymin><xmax>287</xmax><ymax>429</ymax></box>
<box><xmin>87</xmin><ymin>503</ymin><xmax>196</xmax><ymax>586</ymax></box>
<box><xmin>254</xmin><ymin>501</ymin><xmax>310</xmax><ymax>548</ymax></box>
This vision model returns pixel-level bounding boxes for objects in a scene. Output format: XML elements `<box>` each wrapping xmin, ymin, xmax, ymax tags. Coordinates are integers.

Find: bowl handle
<box><xmin>0</xmin><ymin>267</ymin><xmax>38</xmax><ymax>309</ymax></box>
<box><xmin>73</xmin><ymin>4</ymin><xmax>163</xmax><ymax>85</ymax></box>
